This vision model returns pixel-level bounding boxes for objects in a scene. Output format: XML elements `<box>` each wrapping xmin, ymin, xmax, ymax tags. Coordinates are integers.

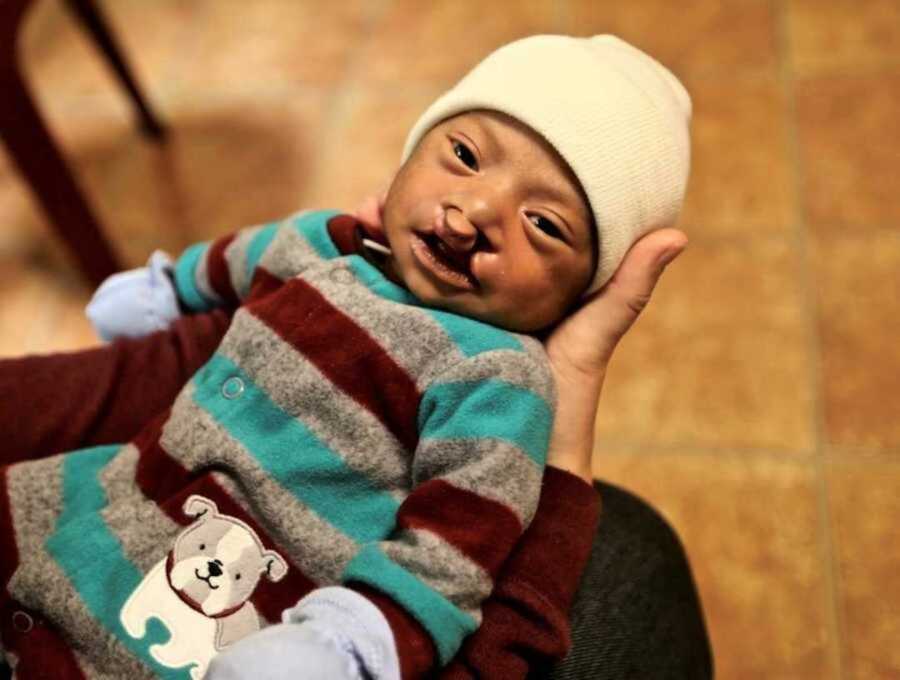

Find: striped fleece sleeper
<box><xmin>0</xmin><ymin>210</ymin><xmax>562</xmax><ymax>679</ymax></box>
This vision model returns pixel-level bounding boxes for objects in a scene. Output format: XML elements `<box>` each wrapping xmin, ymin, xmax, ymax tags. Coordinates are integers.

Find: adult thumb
<box><xmin>603</xmin><ymin>228</ymin><xmax>687</xmax><ymax>334</ymax></box>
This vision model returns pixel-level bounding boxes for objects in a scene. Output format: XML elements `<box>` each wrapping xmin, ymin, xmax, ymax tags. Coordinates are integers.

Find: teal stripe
<box><xmin>173</xmin><ymin>242</ymin><xmax>212</xmax><ymax>312</ymax></box>
<box><xmin>245</xmin><ymin>222</ymin><xmax>280</xmax><ymax>283</ymax></box>
<box><xmin>46</xmin><ymin>445</ymin><xmax>193</xmax><ymax>679</ymax></box>
<box><xmin>191</xmin><ymin>353</ymin><xmax>399</xmax><ymax>542</ymax></box>
<box><xmin>294</xmin><ymin>210</ymin><xmax>342</xmax><ymax>260</ymax></box>
<box><xmin>418</xmin><ymin>380</ymin><xmax>551</xmax><ymax>467</ymax></box>
<box><xmin>347</xmin><ymin>255</ymin><xmax>419</xmax><ymax>305</ymax></box>
<box><xmin>425</xmin><ymin>308</ymin><xmax>524</xmax><ymax>356</ymax></box>
<box><xmin>342</xmin><ymin>544</ymin><xmax>477</xmax><ymax>664</ymax></box>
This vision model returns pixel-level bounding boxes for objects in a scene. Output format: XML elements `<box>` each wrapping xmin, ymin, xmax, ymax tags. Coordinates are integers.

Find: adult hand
<box><xmin>352</xmin><ymin>190</ymin><xmax>388</xmax><ymax>238</ymax></box>
<box><xmin>543</xmin><ymin>228</ymin><xmax>688</xmax><ymax>484</ymax></box>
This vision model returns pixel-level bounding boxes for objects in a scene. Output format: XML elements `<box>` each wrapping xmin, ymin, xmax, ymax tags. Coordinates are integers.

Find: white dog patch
<box><xmin>120</xmin><ymin>495</ymin><xmax>288</xmax><ymax>679</ymax></box>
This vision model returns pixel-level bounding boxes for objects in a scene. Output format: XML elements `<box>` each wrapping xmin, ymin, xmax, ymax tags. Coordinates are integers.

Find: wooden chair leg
<box><xmin>64</xmin><ymin>0</ymin><xmax>166</xmax><ymax>140</ymax></box>
<box><xmin>0</xmin><ymin>65</ymin><xmax>121</xmax><ymax>287</ymax></box>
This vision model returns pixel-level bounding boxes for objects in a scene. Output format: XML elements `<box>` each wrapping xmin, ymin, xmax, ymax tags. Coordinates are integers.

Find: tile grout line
<box><xmin>773</xmin><ymin>2</ymin><xmax>847</xmax><ymax>679</ymax></box>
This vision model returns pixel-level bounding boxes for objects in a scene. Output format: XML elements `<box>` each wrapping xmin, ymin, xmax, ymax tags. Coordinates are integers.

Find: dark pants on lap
<box><xmin>543</xmin><ymin>481</ymin><xmax>713</xmax><ymax>680</ymax></box>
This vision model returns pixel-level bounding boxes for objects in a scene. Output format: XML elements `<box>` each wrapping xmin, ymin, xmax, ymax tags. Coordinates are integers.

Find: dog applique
<box><xmin>120</xmin><ymin>495</ymin><xmax>289</xmax><ymax>679</ymax></box>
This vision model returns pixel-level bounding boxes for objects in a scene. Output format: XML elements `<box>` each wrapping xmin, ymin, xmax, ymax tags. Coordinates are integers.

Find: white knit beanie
<box><xmin>401</xmin><ymin>34</ymin><xmax>692</xmax><ymax>296</ymax></box>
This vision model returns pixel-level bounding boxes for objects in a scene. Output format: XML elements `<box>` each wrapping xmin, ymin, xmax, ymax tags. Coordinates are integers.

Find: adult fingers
<box><xmin>544</xmin><ymin>227</ymin><xmax>687</xmax><ymax>382</ymax></box>
<box><xmin>352</xmin><ymin>194</ymin><xmax>383</xmax><ymax>228</ymax></box>
<box><xmin>580</xmin><ymin>227</ymin><xmax>687</xmax><ymax>360</ymax></box>
<box><xmin>604</xmin><ymin>227</ymin><xmax>687</xmax><ymax>324</ymax></box>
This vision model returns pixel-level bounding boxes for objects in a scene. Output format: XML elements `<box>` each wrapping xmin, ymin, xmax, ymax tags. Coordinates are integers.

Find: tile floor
<box><xmin>1</xmin><ymin>0</ymin><xmax>898</xmax><ymax>677</ymax></box>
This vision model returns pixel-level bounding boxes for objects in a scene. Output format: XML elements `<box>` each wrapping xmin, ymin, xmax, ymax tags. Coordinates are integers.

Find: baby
<box><xmin>2</xmin><ymin>35</ymin><xmax>690</xmax><ymax>680</ymax></box>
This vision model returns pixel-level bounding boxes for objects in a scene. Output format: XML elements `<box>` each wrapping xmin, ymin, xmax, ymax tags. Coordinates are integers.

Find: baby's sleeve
<box><xmin>171</xmin><ymin>209</ymin><xmax>342</xmax><ymax>311</ymax></box>
<box><xmin>337</xmin><ymin>348</ymin><xmax>555</xmax><ymax>677</ymax></box>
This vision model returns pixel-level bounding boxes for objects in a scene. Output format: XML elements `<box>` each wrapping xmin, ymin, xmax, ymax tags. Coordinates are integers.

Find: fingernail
<box><xmin>658</xmin><ymin>244</ymin><xmax>685</xmax><ymax>268</ymax></box>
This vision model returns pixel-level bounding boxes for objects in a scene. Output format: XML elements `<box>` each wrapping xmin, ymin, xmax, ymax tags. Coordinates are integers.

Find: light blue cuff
<box><xmin>204</xmin><ymin>621</ymin><xmax>365</xmax><ymax>680</ymax></box>
<box><xmin>283</xmin><ymin>586</ymin><xmax>401</xmax><ymax>680</ymax></box>
<box><xmin>85</xmin><ymin>250</ymin><xmax>181</xmax><ymax>342</ymax></box>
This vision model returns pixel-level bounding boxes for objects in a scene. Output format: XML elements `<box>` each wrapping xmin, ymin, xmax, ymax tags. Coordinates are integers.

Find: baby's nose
<box><xmin>434</xmin><ymin>207</ymin><xmax>477</xmax><ymax>252</ymax></box>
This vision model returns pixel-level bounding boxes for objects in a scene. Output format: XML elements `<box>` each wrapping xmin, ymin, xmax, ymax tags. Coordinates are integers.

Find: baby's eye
<box><xmin>452</xmin><ymin>139</ymin><xmax>479</xmax><ymax>171</ymax></box>
<box><xmin>528</xmin><ymin>214</ymin><xmax>563</xmax><ymax>240</ymax></box>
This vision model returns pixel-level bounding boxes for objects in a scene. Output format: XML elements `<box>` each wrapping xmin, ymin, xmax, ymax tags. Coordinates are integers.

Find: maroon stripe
<box><xmin>247</xmin><ymin>266</ymin><xmax>286</xmax><ymax>302</ymax></box>
<box><xmin>134</xmin><ymin>425</ymin><xmax>317</xmax><ymax>623</ymax></box>
<box><xmin>9</xmin><ymin>623</ymin><xmax>88</xmax><ymax>679</ymax></box>
<box><xmin>397</xmin><ymin>480</ymin><xmax>523</xmax><ymax>578</ymax></box>
<box><xmin>326</xmin><ymin>214</ymin><xmax>360</xmax><ymax>255</ymax></box>
<box><xmin>206</xmin><ymin>233</ymin><xmax>239</xmax><ymax>305</ymax></box>
<box><xmin>246</xmin><ymin>275</ymin><xmax>421</xmax><ymax>452</ymax></box>
<box><xmin>327</xmin><ymin>214</ymin><xmax>390</xmax><ymax>255</ymax></box>
<box><xmin>132</xmin><ymin>411</ymin><xmax>186</xmax><ymax>502</ymax></box>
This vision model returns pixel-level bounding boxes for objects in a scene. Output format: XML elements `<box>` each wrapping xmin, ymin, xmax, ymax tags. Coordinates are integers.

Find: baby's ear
<box><xmin>183</xmin><ymin>495</ymin><xmax>218</xmax><ymax>521</ymax></box>
<box><xmin>262</xmin><ymin>550</ymin><xmax>288</xmax><ymax>583</ymax></box>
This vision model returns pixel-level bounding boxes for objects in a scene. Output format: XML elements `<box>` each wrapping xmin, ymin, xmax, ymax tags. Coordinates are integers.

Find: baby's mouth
<box><xmin>415</xmin><ymin>232</ymin><xmax>477</xmax><ymax>288</ymax></box>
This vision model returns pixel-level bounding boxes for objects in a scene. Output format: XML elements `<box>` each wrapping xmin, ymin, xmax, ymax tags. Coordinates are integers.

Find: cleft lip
<box><xmin>426</xmin><ymin>232</ymin><xmax>475</xmax><ymax>273</ymax></box>
<box><xmin>437</xmin><ymin>236</ymin><xmax>473</xmax><ymax>273</ymax></box>
<box><xmin>413</xmin><ymin>230</ymin><xmax>480</xmax><ymax>289</ymax></box>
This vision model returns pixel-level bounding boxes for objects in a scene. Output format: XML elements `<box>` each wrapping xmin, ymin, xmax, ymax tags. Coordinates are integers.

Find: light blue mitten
<box><xmin>203</xmin><ymin>622</ymin><xmax>365</xmax><ymax>680</ymax></box>
<box><xmin>204</xmin><ymin>587</ymin><xmax>400</xmax><ymax>680</ymax></box>
<box><xmin>85</xmin><ymin>250</ymin><xmax>181</xmax><ymax>342</ymax></box>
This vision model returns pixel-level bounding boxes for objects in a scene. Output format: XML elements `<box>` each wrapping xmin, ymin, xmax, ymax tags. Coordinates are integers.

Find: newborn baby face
<box><xmin>382</xmin><ymin>110</ymin><xmax>595</xmax><ymax>332</ymax></box>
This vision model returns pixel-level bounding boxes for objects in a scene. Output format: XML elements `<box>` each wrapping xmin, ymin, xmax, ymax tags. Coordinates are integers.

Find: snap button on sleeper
<box><xmin>12</xmin><ymin>610</ymin><xmax>33</xmax><ymax>633</ymax></box>
<box><xmin>329</xmin><ymin>268</ymin><xmax>353</xmax><ymax>284</ymax></box>
<box><xmin>221</xmin><ymin>376</ymin><xmax>244</xmax><ymax>400</ymax></box>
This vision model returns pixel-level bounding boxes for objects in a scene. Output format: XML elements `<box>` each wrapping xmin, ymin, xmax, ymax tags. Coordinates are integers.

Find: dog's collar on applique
<box><xmin>164</xmin><ymin>551</ymin><xmax>246</xmax><ymax>619</ymax></box>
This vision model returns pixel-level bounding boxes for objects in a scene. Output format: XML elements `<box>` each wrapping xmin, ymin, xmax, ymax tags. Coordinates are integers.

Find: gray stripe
<box><xmin>98</xmin><ymin>444</ymin><xmax>181</xmax><ymax>573</ymax></box>
<box><xmin>8</xmin><ymin>456</ymin><xmax>156</xmax><ymax>677</ymax></box>
<box><xmin>7</xmin><ymin>456</ymin><xmax>65</xmax><ymax>557</ymax></box>
<box><xmin>258</xmin><ymin>216</ymin><xmax>328</xmax><ymax>281</ymax></box>
<box><xmin>223</xmin><ymin>225</ymin><xmax>262</xmax><ymax>298</ymax></box>
<box><xmin>431</xmin><ymin>347</ymin><xmax>556</xmax><ymax>406</ymax></box>
<box><xmin>311</xmin><ymin>262</ymin><xmax>554</xmax><ymax>402</ymax></box>
<box><xmin>219</xmin><ymin>311</ymin><xmax>410</xmax><ymax>496</ymax></box>
<box><xmin>382</xmin><ymin>528</ymin><xmax>488</xmax><ymax>624</ymax></box>
<box><xmin>310</xmin><ymin>264</ymin><xmax>466</xmax><ymax>390</ymax></box>
<box><xmin>194</xmin><ymin>248</ymin><xmax>224</xmax><ymax>306</ymax></box>
<box><xmin>9</xmin><ymin>555</ymin><xmax>152</xmax><ymax>679</ymax></box>
<box><xmin>160</xmin><ymin>384</ymin><xmax>358</xmax><ymax>583</ymax></box>
<box><xmin>515</xmin><ymin>335</ymin><xmax>558</xmax><ymax>406</ymax></box>
<box><xmin>413</xmin><ymin>438</ymin><xmax>543</xmax><ymax>526</ymax></box>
